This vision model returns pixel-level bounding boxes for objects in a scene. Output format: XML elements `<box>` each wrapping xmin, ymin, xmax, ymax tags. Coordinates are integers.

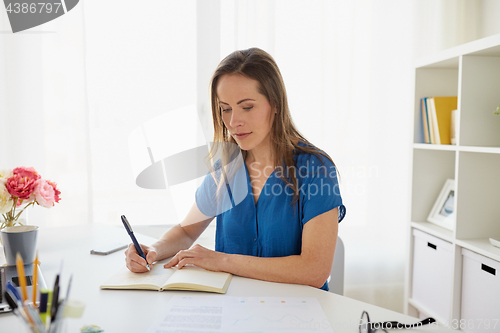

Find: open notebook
<box><xmin>100</xmin><ymin>262</ymin><xmax>232</xmax><ymax>294</ymax></box>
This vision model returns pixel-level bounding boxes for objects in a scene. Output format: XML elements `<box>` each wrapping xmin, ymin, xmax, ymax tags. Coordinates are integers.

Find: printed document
<box><xmin>147</xmin><ymin>296</ymin><xmax>334</xmax><ymax>333</ymax></box>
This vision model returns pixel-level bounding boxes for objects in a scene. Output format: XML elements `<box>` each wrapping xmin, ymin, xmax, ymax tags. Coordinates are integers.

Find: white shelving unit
<box><xmin>405</xmin><ymin>34</ymin><xmax>500</xmax><ymax>329</ymax></box>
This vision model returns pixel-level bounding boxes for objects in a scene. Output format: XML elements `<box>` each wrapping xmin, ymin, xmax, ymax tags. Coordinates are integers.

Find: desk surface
<box><xmin>1</xmin><ymin>224</ymin><xmax>454</xmax><ymax>333</ymax></box>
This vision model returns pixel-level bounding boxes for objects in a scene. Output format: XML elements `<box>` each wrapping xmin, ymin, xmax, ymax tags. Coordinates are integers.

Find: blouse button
<box><xmin>254</xmin><ymin>238</ymin><xmax>257</xmax><ymax>242</ymax></box>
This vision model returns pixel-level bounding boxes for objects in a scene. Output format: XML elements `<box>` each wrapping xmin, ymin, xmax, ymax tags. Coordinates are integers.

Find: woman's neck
<box><xmin>245</xmin><ymin>136</ymin><xmax>274</xmax><ymax>168</ymax></box>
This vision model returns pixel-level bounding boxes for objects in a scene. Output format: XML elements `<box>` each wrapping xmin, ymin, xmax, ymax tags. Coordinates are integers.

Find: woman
<box><xmin>125</xmin><ymin>48</ymin><xmax>345</xmax><ymax>291</ymax></box>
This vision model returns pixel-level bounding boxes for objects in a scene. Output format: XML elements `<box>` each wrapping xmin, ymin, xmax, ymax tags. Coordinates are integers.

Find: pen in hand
<box><xmin>121</xmin><ymin>215</ymin><xmax>150</xmax><ymax>271</ymax></box>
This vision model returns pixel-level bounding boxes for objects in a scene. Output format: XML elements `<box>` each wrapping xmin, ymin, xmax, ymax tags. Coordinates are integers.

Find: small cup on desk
<box><xmin>0</xmin><ymin>225</ymin><xmax>39</xmax><ymax>266</ymax></box>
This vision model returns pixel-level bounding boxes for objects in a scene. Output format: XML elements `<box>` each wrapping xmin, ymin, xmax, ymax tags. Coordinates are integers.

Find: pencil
<box><xmin>15</xmin><ymin>253</ymin><xmax>36</xmax><ymax>328</ymax></box>
<box><xmin>32</xmin><ymin>252</ymin><xmax>39</xmax><ymax>306</ymax></box>
<box><xmin>15</xmin><ymin>253</ymin><xmax>28</xmax><ymax>303</ymax></box>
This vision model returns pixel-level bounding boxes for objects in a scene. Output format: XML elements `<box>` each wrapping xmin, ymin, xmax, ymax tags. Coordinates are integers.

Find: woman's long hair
<box><xmin>208</xmin><ymin>47</ymin><xmax>336</xmax><ymax>203</ymax></box>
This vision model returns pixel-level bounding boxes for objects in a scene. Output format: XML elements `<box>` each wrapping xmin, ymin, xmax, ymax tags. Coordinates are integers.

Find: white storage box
<box><xmin>461</xmin><ymin>249</ymin><xmax>500</xmax><ymax>333</ymax></box>
<box><xmin>411</xmin><ymin>229</ymin><xmax>453</xmax><ymax>323</ymax></box>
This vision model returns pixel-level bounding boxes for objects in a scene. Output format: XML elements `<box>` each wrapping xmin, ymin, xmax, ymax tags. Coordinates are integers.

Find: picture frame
<box><xmin>427</xmin><ymin>179</ymin><xmax>455</xmax><ymax>231</ymax></box>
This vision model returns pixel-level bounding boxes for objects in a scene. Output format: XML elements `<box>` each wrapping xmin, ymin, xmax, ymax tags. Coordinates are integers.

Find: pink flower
<box><xmin>5</xmin><ymin>167</ymin><xmax>40</xmax><ymax>201</ymax></box>
<box><xmin>47</xmin><ymin>180</ymin><xmax>61</xmax><ymax>203</ymax></box>
<box><xmin>33</xmin><ymin>179</ymin><xmax>56</xmax><ymax>208</ymax></box>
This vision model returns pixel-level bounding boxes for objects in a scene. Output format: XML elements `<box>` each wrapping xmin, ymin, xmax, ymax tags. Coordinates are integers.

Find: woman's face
<box><xmin>217</xmin><ymin>74</ymin><xmax>274</xmax><ymax>153</ymax></box>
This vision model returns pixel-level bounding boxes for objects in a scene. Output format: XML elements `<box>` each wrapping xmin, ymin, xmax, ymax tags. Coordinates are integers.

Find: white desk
<box><xmin>1</xmin><ymin>224</ymin><xmax>455</xmax><ymax>333</ymax></box>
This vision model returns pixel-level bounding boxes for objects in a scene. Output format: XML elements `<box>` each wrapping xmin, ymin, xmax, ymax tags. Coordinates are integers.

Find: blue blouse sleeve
<box><xmin>195</xmin><ymin>171</ymin><xmax>218</xmax><ymax>217</ymax></box>
<box><xmin>300</xmin><ymin>154</ymin><xmax>345</xmax><ymax>224</ymax></box>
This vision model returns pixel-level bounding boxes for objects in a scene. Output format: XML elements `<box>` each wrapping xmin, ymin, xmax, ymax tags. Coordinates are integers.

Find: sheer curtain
<box><xmin>2</xmin><ymin>0</ymin><xmax>500</xmax><ymax>313</ymax></box>
<box><xmin>0</xmin><ymin>4</ymin><xmax>89</xmax><ymax>227</ymax></box>
<box><xmin>1</xmin><ymin>1</ymin><xmax>198</xmax><ymax>227</ymax></box>
<box><xmin>83</xmin><ymin>1</ymin><xmax>198</xmax><ymax>226</ymax></box>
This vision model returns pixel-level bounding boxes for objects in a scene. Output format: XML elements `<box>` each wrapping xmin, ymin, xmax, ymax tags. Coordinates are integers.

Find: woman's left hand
<box><xmin>164</xmin><ymin>244</ymin><xmax>227</xmax><ymax>272</ymax></box>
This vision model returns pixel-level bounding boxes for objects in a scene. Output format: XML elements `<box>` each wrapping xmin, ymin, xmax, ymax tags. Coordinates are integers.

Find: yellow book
<box><xmin>433</xmin><ymin>96</ymin><xmax>457</xmax><ymax>145</ymax></box>
<box><xmin>100</xmin><ymin>263</ymin><xmax>232</xmax><ymax>294</ymax></box>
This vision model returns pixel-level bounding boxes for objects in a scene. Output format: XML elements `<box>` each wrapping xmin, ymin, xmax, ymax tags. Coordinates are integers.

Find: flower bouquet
<box><xmin>0</xmin><ymin>167</ymin><xmax>61</xmax><ymax>229</ymax></box>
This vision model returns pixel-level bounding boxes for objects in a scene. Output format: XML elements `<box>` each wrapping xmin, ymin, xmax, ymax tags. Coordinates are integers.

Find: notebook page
<box><xmin>101</xmin><ymin>264</ymin><xmax>176</xmax><ymax>289</ymax></box>
<box><xmin>163</xmin><ymin>266</ymin><xmax>230</xmax><ymax>290</ymax></box>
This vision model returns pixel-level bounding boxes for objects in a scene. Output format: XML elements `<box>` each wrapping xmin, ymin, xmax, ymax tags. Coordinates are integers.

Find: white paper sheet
<box><xmin>147</xmin><ymin>296</ymin><xmax>334</xmax><ymax>333</ymax></box>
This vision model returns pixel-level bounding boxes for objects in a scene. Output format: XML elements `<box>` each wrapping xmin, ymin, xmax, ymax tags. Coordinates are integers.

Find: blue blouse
<box><xmin>195</xmin><ymin>142</ymin><xmax>345</xmax><ymax>291</ymax></box>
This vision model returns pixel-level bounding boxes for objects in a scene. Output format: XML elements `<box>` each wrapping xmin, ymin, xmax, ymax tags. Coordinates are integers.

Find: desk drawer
<box><xmin>411</xmin><ymin>229</ymin><xmax>453</xmax><ymax>323</ymax></box>
<box><xmin>461</xmin><ymin>249</ymin><xmax>500</xmax><ymax>333</ymax></box>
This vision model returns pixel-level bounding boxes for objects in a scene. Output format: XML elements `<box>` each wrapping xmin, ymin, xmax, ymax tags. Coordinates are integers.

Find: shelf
<box><xmin>455</xmin><ymin>238</ymin><xmax>500</xmax><ymax>263</ymax></box>
<box><xmin>415</xmin><ymin>34</ymin><xmax>500</xmax><ymax>69</ymax></box>
<box><xmin>455</xmin><ymin>153</ymin><xmax>500</xmax><ymax>240</ymax></box>
<box><xmin>458</xmin><ymin>146</ymin><xmax>500</xmax><ymax>154</ymax></box>
<box><xmin>415</xmin><ymin>56</ymin><xmax>459</xmax><ymax>70</ymax></box>
<box><xmin>410</xmin><ymin>226</ymin><xmax>500</xmax><ymax>262</ymax></box>
<box><xmin>408</xmin><ymin>33</ymin><xmax>500</xmax><ymax>324</ymax></box>
<box><xmin>411</xmin><ymin>222</ymin><xmax>454</xmax><ymax>243</ymax></box>
<box><xmin>413</xmin><ymin>144</ymin><xmax>500</xmax><ymax>154</ymax></box>
<box><xmin>413</xmin><ymin>144</ymin><xmax>457</xmax><ymax>151</ymax></box>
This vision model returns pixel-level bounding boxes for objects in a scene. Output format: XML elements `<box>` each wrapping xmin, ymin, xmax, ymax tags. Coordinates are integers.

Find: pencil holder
<box><xmin>48</xmin><ymin>317</ymin><xmax>67</xmax><ymax>333</ymax></box>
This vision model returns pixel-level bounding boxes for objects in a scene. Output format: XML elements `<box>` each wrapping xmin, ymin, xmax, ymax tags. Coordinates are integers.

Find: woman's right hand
<box><xmin>125</xmin><ymin>243</ymin><xmax>157</xmax><ymax>273</ymax></box>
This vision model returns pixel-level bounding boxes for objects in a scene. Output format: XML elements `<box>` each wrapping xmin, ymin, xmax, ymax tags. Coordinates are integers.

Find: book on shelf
<box><xmin>100</xmin><ymin>262</ymin><xmax>232</xmax><ymax>294</ymax></box>
<box><xmin>428</xmin><ymin>98</ymin><xmax>439</xmax><ymax>144</ymax></box>
<box><xmin>433</xmin><ymin>97</ymin><xmax>457</xmax><ymax>145</ymax></box>
<box><xmin>420</xmin><ymin>98</ymin><xmax>430</xmax><ymax>144</ymax></box>
<box><xmin>420</xmin><ymin>96</ymin><xmax>457</xmax><ymax>145</ymax></box>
